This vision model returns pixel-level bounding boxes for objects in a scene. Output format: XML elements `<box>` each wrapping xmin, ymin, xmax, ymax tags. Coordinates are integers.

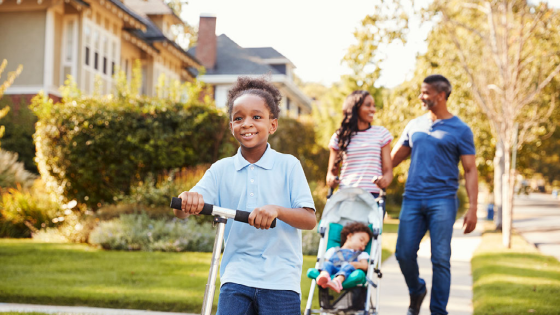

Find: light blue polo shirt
<box><xmin>190</xmin><ymin>144</ymin><xmax>315</xmax><ymax>294</ymax></box>
<box><xmin>397</xmin><ymin>113</ymin><xmax>475</xmax><ymax>199</ymax></box>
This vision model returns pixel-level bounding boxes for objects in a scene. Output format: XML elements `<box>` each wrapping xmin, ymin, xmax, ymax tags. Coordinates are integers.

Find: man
<box><xmin>391</xmin><ymin>75</ymin><xmax>478</xmax><ymax>315</ymax></box>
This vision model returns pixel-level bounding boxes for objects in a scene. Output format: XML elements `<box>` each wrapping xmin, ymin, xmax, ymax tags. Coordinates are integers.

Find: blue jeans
<box><xmin>321</xmin><ymin>248</ymin><xmax>358</xmax><ymax>280</ymax></box>
<box><xmin>395</xmin><ymin>197</ymin><xmax>458</xmax><ymax>315</ymax></box>
<box><xmin>217</xmin><ymin>283</ymin><xmax>301</xmax><ymax>315</ymax></box>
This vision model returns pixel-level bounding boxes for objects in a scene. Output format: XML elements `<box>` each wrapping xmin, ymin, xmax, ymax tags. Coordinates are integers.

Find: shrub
<box><xmin>302</xmin><ymin>229</ymin><xmax>321</xmax><ymax>256</ymax></box>
<box><xmin>0</xmin><ymin>182</ymin><xmax>60</xmax><ymax>238</ymax></box>
<box><xmin>269</xmin><ymin>117</ymin><xmax>329</xmax><ymax>183</ymax></box>
<box><xmin>0</xmin><ymin>149</ymin><xmax>36</xmax><ymax>189</ymax></box>
<box><xmin>88</xmin><ymin>212</ymin><xmax>214</xmax><ymax>252</ymax></box>
<box><xmin>0</xmin><ymin>96</ymin><xmax>37</xmax><ymax>173</ymax></box>
<box><xmin>31</xmin><ymin>86</ymin><xmax>236</xmax><ymax>210</ymax></box>
<box><xmin>117</xmin><ymin>165</ymin><xmax>208</xmax><ymax>209</ymax></box>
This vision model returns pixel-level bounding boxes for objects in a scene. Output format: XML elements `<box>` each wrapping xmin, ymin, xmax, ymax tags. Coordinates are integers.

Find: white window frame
<box><xmin>61</xmin><ymin>15</ymin><xmax>79</xmax><ymax>85</ymax></box>
<box><xmin>81</xmin><ymin>17</ymin><xmax>121</xmax><ymax>94</ymax></box>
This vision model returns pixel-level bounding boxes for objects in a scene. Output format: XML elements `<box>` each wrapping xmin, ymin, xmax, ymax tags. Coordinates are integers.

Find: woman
<box><xmin>326</xmin><ymin>90</ymin><xmax>393</xmax><ymax>204</ymax></box>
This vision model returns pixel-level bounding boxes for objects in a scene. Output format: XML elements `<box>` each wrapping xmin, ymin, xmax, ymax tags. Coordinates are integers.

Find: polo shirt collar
<box><xmin>233</xmin><ymin>143</ymin><xmax>275</xmax><ymax>171</ymax></box>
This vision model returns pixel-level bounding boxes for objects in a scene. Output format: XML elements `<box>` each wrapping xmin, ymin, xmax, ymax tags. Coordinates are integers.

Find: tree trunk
<box><xmin>493</xmin><ymin>139</ymin><xmax>505</xmax><ymax>230</ymax></box>
<box><xmin>502</xmin><ymin>144</ymin><xmax>513</xmax><ymax>248</ymax></box>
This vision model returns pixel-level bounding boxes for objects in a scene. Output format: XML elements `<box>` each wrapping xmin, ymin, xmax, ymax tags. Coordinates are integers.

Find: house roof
<box><xmin>122</xmin><ymin>0</ymin><xmax>183</xmax><ymax>24</ymax></box>
<box><xmin>245</xmin><ymin>47</ymin><xmax>287</xmax><ymax>60</ymax></box>
<box><xmin>107</xmin><ymin>0</ymin><xmax>147</xmax><ymax>29</ymax></box>
<box><xmin>188</xmin><ymin>35</ymin><xmax>289</xmax><ymax>76</ymax></box>
<box><xmin>123</xmin><ymin>0</ymin><xmax>200</xmax><ymax>68</ymax></box>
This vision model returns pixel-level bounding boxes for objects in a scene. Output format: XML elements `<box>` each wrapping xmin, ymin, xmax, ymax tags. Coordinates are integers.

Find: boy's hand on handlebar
<box><xmin>177</xmin><ymin>191</ymin><xmax>205</xmax><ymax>215</ymax></box>
<box><xmin>249</xmin><ymin>205</ymin><xmax>279</xmax><ymax>230</ymax></box>
<box><xmin>326</xmin><ymin>173</ymin><xmax>340</xmax><ymax>188</ymax></box>
<box><xmin>373</xmin><ymin>176</ymin><xmax>390</xmax><ymax>189</ymax></box>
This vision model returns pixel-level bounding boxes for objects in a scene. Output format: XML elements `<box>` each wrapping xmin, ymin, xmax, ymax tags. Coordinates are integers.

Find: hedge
<box><xmin>31</xmin><ymin>92</ymin><xmax>236</xmax><ymax>209</ymax></box>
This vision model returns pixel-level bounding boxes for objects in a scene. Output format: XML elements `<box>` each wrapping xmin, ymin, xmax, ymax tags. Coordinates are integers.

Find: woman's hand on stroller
<box><xmin>373</xmin><ymin>175</ymin><xmax>390</xmax><ymax>189</ymax></box>
<box><xmin>249</xmin><ymin>205</ymin><xmax>279</xmax><ymax>230</ymax></box>
<box><xmin>176</xmin><ymin>191</ymin><xmax>205</xmax><ymax>215</ymax></box>
<box><xmin>326</xmin><ymin>173</ymin><xmax>340</xmax><ymax>188</ymax></box>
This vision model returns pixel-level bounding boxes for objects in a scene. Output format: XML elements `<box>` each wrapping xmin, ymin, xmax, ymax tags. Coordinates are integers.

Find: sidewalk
<box><xmin>0</xmin><ymin>303</ymin><xmax>196</xmax><ymax>315</ymax></box>
<box><xmin>378</xmin><ymin>209</ymin><xmax>485</xmax><ymax>315</ymax></box>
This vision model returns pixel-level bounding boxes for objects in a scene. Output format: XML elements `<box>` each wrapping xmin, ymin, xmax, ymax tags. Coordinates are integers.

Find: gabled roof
<box><xmin>107</xmin><ymin>0</ymin><xmax>147</xmax><ymax>30</ymax></box>
<box><xmin>122</xmin><ymin>0</ymin><xmax>183</xmax><ymax>24</ymax></box>
<box><xmin>188</xmin><ymin>35</ymin><xmax>290</xmax><ymax>76</ymax></box>
<box><xmin>122</xmin><ymin>0</ymin><xmax>200</xmax><ymax>68</ymax></box>
<box><xmin>245</xmin><ymin>47</ymin><xmax>287</xmax><ymax>60</ymax></box>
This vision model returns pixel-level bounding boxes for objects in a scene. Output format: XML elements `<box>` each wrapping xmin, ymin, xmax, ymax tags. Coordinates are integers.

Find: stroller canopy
<box><xmin>320</xmin><ymin>187</ymin><xmax>382</xmax><ymax>229</ymax></box>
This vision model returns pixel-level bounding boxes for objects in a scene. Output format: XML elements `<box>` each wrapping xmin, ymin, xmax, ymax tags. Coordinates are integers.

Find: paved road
<box><xmin>512</xmin><ymin>193</ymin><xmax>560</xmax><ymax>261</ymax></box>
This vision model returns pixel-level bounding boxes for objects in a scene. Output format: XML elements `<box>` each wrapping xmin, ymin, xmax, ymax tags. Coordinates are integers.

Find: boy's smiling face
<box><xmin>230</xmin><ymin>94</ymin><xmax>278</xmax><ymax>160</ymax></box>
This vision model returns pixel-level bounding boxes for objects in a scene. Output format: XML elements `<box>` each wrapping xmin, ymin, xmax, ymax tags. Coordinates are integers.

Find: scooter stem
<box><xmin>201</xmin><ymin>217</ymin><xmax>226</xmax><ymax>315</ymax></box>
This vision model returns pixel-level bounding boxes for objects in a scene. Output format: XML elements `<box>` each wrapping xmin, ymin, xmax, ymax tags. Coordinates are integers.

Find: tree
<box><xmin>430</xmin><ymin>0</ymin><xmax>560</xmax><ymax>247</ymax></box>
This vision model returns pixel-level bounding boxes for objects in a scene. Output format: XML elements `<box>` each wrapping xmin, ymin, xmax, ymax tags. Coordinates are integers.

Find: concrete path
<box><xmin>0</xmin><ymin>303</ymin><xmax>196</xmax><ymax>315</ymax></box>
<box><xmin>378</xmin><ymin>207</ymin><xmax>485</xmax><ymax>315</ymax></box>
<box><xmin>512</xmin><ymin>193</ymin><xmax>560</xmax><ymax>261</ymax></box>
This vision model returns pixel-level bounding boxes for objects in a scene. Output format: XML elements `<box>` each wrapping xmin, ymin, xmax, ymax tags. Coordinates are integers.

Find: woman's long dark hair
<box><xmin>332</xmin><ymin>90</ymin><xmax>371</xmax><ymax>173</ymax></box>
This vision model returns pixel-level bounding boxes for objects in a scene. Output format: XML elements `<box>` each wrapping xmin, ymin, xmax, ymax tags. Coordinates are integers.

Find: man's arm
<box><xmin>391</xmin><ymin>143</ymin><xmax>411</xmax><ymax>168</ymax></box>
<box><xmin>461</xmin><ymin>154</ymin><xmax>478</xmax><ymax>234</ymax></box>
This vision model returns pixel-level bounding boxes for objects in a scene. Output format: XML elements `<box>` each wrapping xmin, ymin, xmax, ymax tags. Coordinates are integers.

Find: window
<box><xmin>81</xmin><ymin>17</ymin><xmax>120</xmax><ymax>93</ymax></box>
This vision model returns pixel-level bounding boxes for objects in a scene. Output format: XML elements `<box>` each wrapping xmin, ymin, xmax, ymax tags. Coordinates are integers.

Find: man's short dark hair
<box><xmin>423</xmin><ymin>74</ymin><xmax>452</xmax><ymax>100</ymax></box>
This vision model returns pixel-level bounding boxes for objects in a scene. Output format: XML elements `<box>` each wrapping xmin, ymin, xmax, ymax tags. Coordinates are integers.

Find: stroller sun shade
<box><xmin>320</xmin><ymin>187</ymin><xmax>383</xmax><ymax>229</ymax></box>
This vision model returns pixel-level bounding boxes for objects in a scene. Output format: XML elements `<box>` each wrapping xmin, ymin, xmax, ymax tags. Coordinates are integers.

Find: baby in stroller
<box><xmin>316</xmin><ymin>222</ymin><xmax>373</xmax><ymax>293</ymax></box>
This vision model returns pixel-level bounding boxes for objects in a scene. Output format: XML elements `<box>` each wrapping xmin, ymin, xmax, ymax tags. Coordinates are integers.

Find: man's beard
<box><xmin>421</xmin><ymin>99</ymin><xmax>435</xmax><ymax>110</ymax></box>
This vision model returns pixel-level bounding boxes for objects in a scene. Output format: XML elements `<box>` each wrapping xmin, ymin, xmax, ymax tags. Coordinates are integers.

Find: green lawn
<box><xmin>472</xmin><ymin>231</ymin><xmax>560</xmax><ymax>315</ymax></box>
<box><xmin>0</xmin><ymin>229</ymin><xmax>398</xmax><ymax>314</ymax></box>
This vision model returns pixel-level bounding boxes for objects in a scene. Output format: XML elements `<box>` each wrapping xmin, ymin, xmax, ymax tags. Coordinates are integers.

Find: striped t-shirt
<box><xmin>329</xmin><ymin>126</ymin><xmax>393</xmax><ymax>194</ymax></box>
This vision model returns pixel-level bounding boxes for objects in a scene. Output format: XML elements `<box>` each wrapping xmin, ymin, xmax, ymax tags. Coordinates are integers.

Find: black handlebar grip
<box><xmin>170</xmin><ymin>197</ymin><xmax>213</xmax><ymax>215</ymax></box>
<box><xmin>200</xmin><ymin>203</ymin><xmax>213</xmax><ymax>215</ymax></box>
<box><xmin>234</xmin><ymin>211</ymin><xmax>276</xmax><ymax>228</ymax></box>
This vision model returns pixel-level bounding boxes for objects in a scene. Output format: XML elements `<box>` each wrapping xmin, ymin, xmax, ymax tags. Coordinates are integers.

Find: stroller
<box><xmin>304</xmin><ymin>187</ymin><xmax>385</xmax><ymax>315</ymax></box>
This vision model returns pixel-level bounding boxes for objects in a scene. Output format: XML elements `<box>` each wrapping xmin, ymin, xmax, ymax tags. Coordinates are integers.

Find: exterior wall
<box><xmin>120</xmin><ymin>40</ymin><xmax>142</xmax><ymax>81</ymax></box>
<box><xmin>215</xmin><ymin>84</ymin><xmax>232</xmax><ymax>109</ymax></box>
<box><xmin>0</xmin><ymin>11</ymin><xmax>46</xmax><ymax>88</ymax></box>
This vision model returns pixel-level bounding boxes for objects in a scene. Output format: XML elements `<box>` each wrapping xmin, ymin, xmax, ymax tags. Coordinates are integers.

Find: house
<box><xmin>189</xmin><ymin>15</ymin><xmax>312</xmax><ymax>118</ymax></box>
<box><xmin>0</xmin><ymin>0</ymin><xmax>200</xmax><ymax>102</ymax></box>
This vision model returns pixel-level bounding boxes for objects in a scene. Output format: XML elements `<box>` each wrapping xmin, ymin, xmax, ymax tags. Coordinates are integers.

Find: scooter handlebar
<box><xmin>170</xmin><ymin>197</ymin><xmax>276</xmax><ymax>228</ymax></box>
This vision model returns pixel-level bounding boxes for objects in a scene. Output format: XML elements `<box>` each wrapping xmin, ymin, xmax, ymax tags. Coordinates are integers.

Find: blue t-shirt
<box><xmin>190</xmin><ymin>144</ymin><xmax>315</xmax><ymax>294</ymax></box>
<box><xmin>397</xmin><ymin>114</ymin><xmax>475</xmax><ymax>199</ymax></box>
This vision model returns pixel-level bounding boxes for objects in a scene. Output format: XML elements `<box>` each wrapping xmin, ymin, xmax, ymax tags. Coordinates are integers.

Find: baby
<box><xmin>316</xmin><ymin>222</ymin><xmax>373</xmax><ymax>293</ymax></box>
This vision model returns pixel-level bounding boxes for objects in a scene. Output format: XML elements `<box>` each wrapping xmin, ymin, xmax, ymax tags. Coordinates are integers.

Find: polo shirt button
<box><xmin>250</xmin><ymin>179</ymin><xmax>254</xmax><ymax>183</ymax></box>
<box><xmin>250</xmin><ymin>193</ymin><xmax>254</xmax><ymax>197</ymax></box>
<box><xmin>250</xmin><ymin>166</ymin><xmax>254</xmax><ymax>170</ymax></box>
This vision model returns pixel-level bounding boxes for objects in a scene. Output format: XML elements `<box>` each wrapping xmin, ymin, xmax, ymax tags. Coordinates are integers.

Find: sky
<box><xmin>181</xmin><ymin>0</ymin><xmax>560</xmax><ymax>88</ymax></box>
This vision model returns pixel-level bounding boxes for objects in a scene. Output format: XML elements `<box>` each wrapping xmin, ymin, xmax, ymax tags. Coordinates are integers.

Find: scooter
<box><xmin>169</xmin><ymin>197</ymin><xmax>277</xmax><ymax>315</ymax></box>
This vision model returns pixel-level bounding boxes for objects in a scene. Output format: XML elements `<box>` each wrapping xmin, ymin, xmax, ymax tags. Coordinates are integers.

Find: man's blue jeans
<box><xmin>395</xmin><ymin>197</ymin><xmax>458</xmax><ymax>315</ymax></box>
<box><xmin>216</xmin><ymin>283</ymin><xmax>301</xmax><ymax>315</ymax></box>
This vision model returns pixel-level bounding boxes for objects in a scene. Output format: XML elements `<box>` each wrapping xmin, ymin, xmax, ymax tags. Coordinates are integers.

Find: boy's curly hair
<box><xmin>226</xmin><ymin>76</ymin><xmax>282</xmax><ymax>119</ymax></box>
<box><xmin>340</xmin><ymin>222</ymin><xmax>373</xmax><ymax>246</ymax></box>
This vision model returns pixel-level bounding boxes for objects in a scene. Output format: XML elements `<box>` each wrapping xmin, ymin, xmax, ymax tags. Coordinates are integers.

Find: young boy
<box><xmin>316</xmin><ymin>222</ymin><xmax>373</xmax><ymax>293</ymax></box>
<box><xmin>174</xmin><ymin>76</ymin><xmax>317</xmax><ymax>315</ymax></box>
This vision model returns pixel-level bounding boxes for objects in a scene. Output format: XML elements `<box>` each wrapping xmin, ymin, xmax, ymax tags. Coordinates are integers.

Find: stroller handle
<box><xmin>170</xmin><ymin>197</ymin><xmax>277</xmax><ymax>228</ymax></box>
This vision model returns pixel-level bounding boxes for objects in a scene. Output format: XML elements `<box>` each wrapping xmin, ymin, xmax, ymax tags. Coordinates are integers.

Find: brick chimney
<box><xmin>196</xmin><ymin>14</ymin><xmax>217</xmax><ymax>70</ymax></box>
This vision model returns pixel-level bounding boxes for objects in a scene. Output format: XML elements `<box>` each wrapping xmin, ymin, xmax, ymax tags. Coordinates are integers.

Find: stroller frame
<box><xmin>304</xmin><ymin>188</ymin><xmax>385</xmax><ymax>315</ymax></box>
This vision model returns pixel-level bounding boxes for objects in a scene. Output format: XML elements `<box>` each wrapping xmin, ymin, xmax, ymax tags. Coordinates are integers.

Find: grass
<box><xmin>472</xmin><ymin>229</ymin><xmax>560</xmax><ymax>315</ymax></box>
<box><xmin>0</xmin><ymin>226</ymin><xmax>399</xmax><ymax>314</ymax></box>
